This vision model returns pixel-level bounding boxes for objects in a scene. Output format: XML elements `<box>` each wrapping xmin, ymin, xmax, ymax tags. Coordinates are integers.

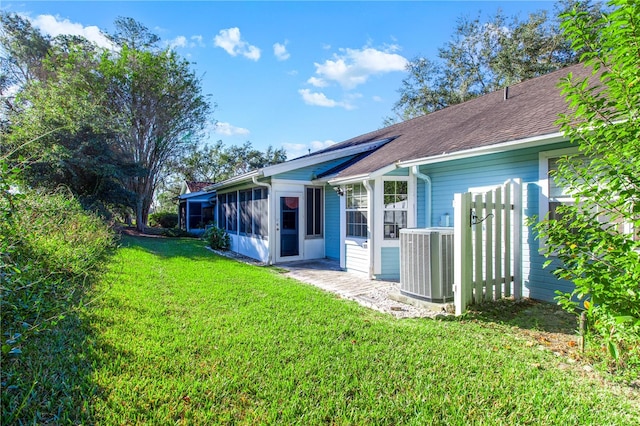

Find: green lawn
<box><xmin>3</xmin><ymin>236</ymin><xmax>639</xmax><ymax>424</ymax></box>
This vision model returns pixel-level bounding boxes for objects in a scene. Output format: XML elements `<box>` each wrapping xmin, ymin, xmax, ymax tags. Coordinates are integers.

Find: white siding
<box><xmin>345</xmin><ymin>239</ymin><xmax>369</xmax><ymax>275</ymax></box>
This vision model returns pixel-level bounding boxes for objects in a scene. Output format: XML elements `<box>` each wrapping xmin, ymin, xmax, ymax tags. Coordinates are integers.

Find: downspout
<box><xmin>252</xmin><ymin>175</ymin><xmax>273</xmax><ymax>265</ymax></box>
<box><xmin>412</xmin><ymin>166</ymin><xmax>432</xmax><ymax>227</ymax></box>
<box><xmin>363</xmin><ymin>179</ymin><xmax>374</xmax><ymax>279</ymax></box>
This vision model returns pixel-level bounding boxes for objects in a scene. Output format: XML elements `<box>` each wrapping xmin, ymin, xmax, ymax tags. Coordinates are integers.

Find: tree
<box><xmin>388</xmin><ymin>1</ymin><xmax>602</xmax><ymax>123</ymax></box>
<box><xmin>157</xmin><ymin>141</ymin><xmax>287</xmax><ymax>212</ymax></box>
<box><xmin>101</xmin><ymin>19</ymin><xmax>211</xmax><ymax>231</ymax></box>
<box><xmin>535</xmin><ymin>0</ymin><xmax>639</xmax><ymax>364</ymax></box>
<box><xmin>0</xmin><ymin>13</ymin><xmax>52</xmax><ymax>131</ymax></box>
<box><xmin>1</xmin><ymin>19</ymin><xmax>139</xmax><ymax>215</ymax></box>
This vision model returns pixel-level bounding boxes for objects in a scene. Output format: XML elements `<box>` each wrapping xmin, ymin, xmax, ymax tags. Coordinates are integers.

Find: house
<box><xmin>177</xmin><ymin>181</ymin><xmax>216</xmax><ymax>234</ymax></box>
<box><xmin>207</xmin><ymin>63</ymin><xmax>598</xmax><ymax>303</ymax></box>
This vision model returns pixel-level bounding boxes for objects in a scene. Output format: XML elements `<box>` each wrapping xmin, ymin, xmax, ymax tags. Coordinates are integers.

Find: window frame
<box><xmin>382</xmin><ymin>179</ymin><xmax>408</xmax><ymax>240</ymax></box>
<box><xmin>345</xmin><ymin>183</ymin><xmax>368</xmax><ymax>239</ymax></box>
<box><xmin>305</xmin><ymin>186</ymin><xmax>323</xmax><ymax>239</ymax></box>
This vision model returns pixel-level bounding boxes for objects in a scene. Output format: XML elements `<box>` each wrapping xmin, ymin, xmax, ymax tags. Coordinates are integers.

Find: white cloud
<box><xmin>311</xmin><ymin>46</ymin><xmax>408</xmax><ymax>90</ymax></box>
<box><xmin>298</xmin><ymin>89</ymin><xmax>355</xmax><ymax>110</ymax></box>
<box><xmin>273</xmin><ymin>41</ymin><xmax>290</xmax><ymax>61</ymax></box>
<box><xmin>214</xmin><ymin>122</ymin><xmax>250</xmax><ymax>136</ymax></box>
<box><xmin>283</xmin><ymin>140</ymin><xmax>337</xmax><ymax>159</ymax></box>
<box><xmin>191</xmin><ymin>35</ymin><xmax>205</xmax><ymax>47</ymax></box>
<box><xmin>214</xmin><ymin>27</ymin><xmax>261</xmax><ymax>61</ymax></box>
<box><xmin>167</xmin><ymin>34</ymin><xmax>206</xmax><ymax>49</ymax></box>
<box><xmin>30</xmin><ymin>14</ymin><xmax>113</xmax><ymax>49</ymax></box>
<box><xmin>307</xmin><ymin>76</ymin><xmax>328</xmax><ymax>88</ymax></box>
<box><xmin>168</xmin><ymin>35</ymin><xmax>187</xmax><ymax>49</ymax></box>
<box><xmin>372</xmin><ymin>95</ymin><xmax>383</xmax><ymax>102</ymax></box>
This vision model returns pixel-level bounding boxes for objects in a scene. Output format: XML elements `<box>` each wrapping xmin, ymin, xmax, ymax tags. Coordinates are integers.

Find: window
<box><xmin>239</xmin><ymin>189</ymin><xmax>252</xmax><ymax>234</ymax></box>
<box><xmin>383</xmin><ymin>180</ymin><xmax>408</xmax><ymax>239</ymax></box>
<box><xmin>188</xmin><ymin>202</ymin><xmax>203</xmax><ymax>229</ymax></box>
<box><xmin>306</xmin><ymin>187</ymin><xmax>323</xmax><ymax>238</ymax></box>
<box><xmin>217</xmin><ymin>192</ymin><xmax>237</xmax><ymax>232</ymax></box>
<box><xmin>345</xmin><ymin>183</ymin><xmax>368</xmax><ymax>238</ymax></box>
<box><xmin>540</xmin><ymin>149</ymin><xmax>638</xmax><ymax>242</ymax></box>
<box><xmin>253</xmin><ymin>188</ymin><xmax>268</xmax><ymax>237</ymax></box>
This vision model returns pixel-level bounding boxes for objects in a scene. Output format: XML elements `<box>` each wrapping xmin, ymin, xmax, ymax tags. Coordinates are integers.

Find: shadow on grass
<box><xmin>118</xmin><ymin>234</ymin><xmax>225</xmax><ymax>262</ymax></box>
<box><xmin>461</xmin><ymin>298</ymin><xmax>579</xmax><ymax>335</ymax></box>
<box><xmin>1</xmin><ymin>311</ymin><xmax>106</xmax><ymax>425</ymax></box>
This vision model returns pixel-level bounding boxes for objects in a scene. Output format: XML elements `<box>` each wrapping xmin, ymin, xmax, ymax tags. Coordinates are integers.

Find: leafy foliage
<box><xmin>388</xmin><ymin>1</ymin><xmax>603</xmax><ymax>123</ymax></box>
<box><xmin>1</xmin><ymin>14</ymin><xmax>213</xmax><ymax>229</ymax></box>
<box><xmin>0</xmin><ymin>159</ymin><xmax>115</xmax><ymax>360</ymax></box>
<box><xmin>149</xmin><ymin>211</ymin><xmax>179</xmax><ymax>228</ymax></box>
<box><xmin>202</xmin><ymin>225</ymin><xmax>231</xmax><ymax>250</ymax></box>
<box><xmin>535</xmin><ymin>0</ymin><xmax>640</xmax><ymax>367</ymax></box>
<box><xmin>157</xmin><ymin>140</ymin><xmax>286</xmax><ymax>211</ymax></box>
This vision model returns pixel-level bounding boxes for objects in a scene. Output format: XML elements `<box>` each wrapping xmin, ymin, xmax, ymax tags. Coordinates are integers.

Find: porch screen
<box><xmin>217</xmin><ymin>192</ymin><xmax>237</xmax><ymax>232</ymax></box>
<box><xmin>253</xmin><ymin>188</ymin><xmax>268</xmax><ymax>237</ymax></box>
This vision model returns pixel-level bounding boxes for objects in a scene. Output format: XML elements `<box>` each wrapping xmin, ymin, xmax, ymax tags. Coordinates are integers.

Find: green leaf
<box><xmin>607</xmin><ymin>341</ymin><xmax>619</xmax><ymax>361</ymax></box>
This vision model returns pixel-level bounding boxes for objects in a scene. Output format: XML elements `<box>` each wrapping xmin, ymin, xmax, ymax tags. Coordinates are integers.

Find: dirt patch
<box><xmin>465</xmin><ymin>298</ymin><xmax>583</xmax><ymax>360</ymax></box>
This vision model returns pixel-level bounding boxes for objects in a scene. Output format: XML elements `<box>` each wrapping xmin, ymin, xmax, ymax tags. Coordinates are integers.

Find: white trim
<box><xmin>398</xmin><ymin>132</ymin><xmax>566</xmax><ymax>169</ymax></box>
<box><xmin>206</xmin><ymin>171</ymin><xmax>260</xmax><ymax>191</ymax></box>
<box><xmin>339</xmin><ymin>186</ymin><xmax>346</xmax><ymax>269</ymax></box>
<box><xmin>538</xmin><ymin>147</ymin><xmax>579</xmax><ymax>224</ymax></box>
<box><xmin>275</xmin><ymin>191</ymin><xmax>304</xmax><ymax>263</ymax></box>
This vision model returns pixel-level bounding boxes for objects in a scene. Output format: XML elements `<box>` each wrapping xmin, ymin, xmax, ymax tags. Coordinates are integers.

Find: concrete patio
<box><xmin>276</xmin><ymin>259</ymin><xmax>451</xmax><ymax>318</ymax></box>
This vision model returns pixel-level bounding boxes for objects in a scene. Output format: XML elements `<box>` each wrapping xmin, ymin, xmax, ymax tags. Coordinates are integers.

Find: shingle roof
<box><xmin>330</xmin><ymin>63</ymin><xmax>594</xmax><ymax>178</ymax></box>
<box><xmin>186</xmin><ymin>181</ymin><xmax>216</xmax><ymax>192</ymax></box>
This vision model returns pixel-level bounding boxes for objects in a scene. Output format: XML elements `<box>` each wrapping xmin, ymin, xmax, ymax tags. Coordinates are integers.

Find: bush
<box><xmin>161</xmin><ymin>228</ymin><xmax>195</xmax><ymax>238</ymax></box>
<box><xmin>202</xmin><ymin>226</ymin><xmax>230</xmax><ymax>250</ymax></box>
<box><xmin>149</xmin><ymin>211</ymin><xmax>178</xmax><ymax>228</ymax></box>
<box><xmin>1</xmin><ymin>176</ymin><xmax>115</xmax><ymax>358</ymax></box>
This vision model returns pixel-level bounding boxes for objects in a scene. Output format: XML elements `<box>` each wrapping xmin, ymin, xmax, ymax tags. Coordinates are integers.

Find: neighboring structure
<box><xmin>177</xmin><ymin>181</ymin><xmax>216</xmax><ymax>234</ymax></box>
<box><xmin>206</xmin><ymin>63</ymin><xmax>601</xmax><ymax>303</ymax></box>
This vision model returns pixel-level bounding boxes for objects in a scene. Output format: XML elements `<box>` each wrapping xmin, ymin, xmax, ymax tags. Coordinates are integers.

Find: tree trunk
<box><xmin>135</xmin><ymin>197</ymin><xmax>145</xmax><ymax>232</ymax></box>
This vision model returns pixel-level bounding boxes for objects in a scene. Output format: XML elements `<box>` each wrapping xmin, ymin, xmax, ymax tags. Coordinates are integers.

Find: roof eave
<box><xmin>261</xmin><ymin>137</ymin><xmax>394</xmax><ymax>178</ymax></box>
<box><xmin>397</xmin><ymin>132</ymin><xmax>567</xmax><ymax>169</ymax></box>
<box><xmin>205</xmin><ymin>170</ymin><xmax>262</xmax><ymax>191</ymax></box>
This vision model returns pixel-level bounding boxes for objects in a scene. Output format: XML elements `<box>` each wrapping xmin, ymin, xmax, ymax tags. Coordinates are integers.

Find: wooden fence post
<box><xmin>454</xmin><ymin>192</ymin><xmax>472</xmax><ymax>315</ymax></box>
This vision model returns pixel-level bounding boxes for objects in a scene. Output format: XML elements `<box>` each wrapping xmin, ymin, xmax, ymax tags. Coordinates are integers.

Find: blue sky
<box><xmin>3</xmin><ymin>1</ymin><xmax>557</xmax><ymax>159</ymax></box>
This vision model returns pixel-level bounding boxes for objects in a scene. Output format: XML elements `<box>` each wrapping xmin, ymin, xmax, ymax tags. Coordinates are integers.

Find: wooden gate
<box><xmin>453</xmin><ymin>179</ymin><xmax>523</xmax><ymax>315</ymax></box>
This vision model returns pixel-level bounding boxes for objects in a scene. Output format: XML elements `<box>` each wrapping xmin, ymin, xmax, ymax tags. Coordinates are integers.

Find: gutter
<box><xmin>412</xmin><ymin>166</ymin><xmax>432</xmax><ymax>227</ymax></box>
<box><xmin>398</xmin><ymin>132</ymin><xmax>566</xmax><ymax>169</ymax></box>
<box><xmin>252</xmin><ymin>175</ymin><xmax>274</xmax><ymax>265</ymax></box>
<box><xmin>205</xmin><ymin>170</ymin><xmax>261</xmax><ymax>191</ymax></box>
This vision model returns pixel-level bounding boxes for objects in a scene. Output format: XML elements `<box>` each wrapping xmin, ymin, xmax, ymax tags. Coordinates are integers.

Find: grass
<box><xmin>2</xmin><ymin>236</ymin><xmax>639</xmax><ymax>424</ymax></box>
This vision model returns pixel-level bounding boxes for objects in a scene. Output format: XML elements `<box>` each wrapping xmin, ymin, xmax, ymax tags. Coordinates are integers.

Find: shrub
<box><xmin>149</xmin><ymin>211</ymin><xmax>179</xmax><ymax>228</ymax></box>
<box><xmin>1</xmin><ymin>175</ymin><xmax>115</xmax><ymax>357</ymax></box>
<box><xmin>161</xmin><ymin>228</ymin><xmax>195</xmax><ymax>238</ymax></box>
<box><xmin>202</xmin><ymin>226</ymin><xmax>230</xmax><ymax>250</ymax></box>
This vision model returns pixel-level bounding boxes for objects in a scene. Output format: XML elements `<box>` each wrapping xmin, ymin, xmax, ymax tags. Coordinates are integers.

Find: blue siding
<box><xmin>324</xmin><ymin>184</ymin><xmax>340</xmax><ymax>259</ymax></box>
<box><xmin>275</xmin><ymin>155</ymin><xmax>358</xmax><ymax>181</ymax></box>
<box><xmin>380</xmin><ymin>247</ymin><xmax>400</xmax><ymax>279</ymax></box>
<box><xmin>384</xmin><ymin>168</ymin><xmax>409</xmax><ymax>177</ymax></box>
<box><xmin>412</xmin><ymin>142</ymin><xmax>575</xmax><ymax>302</ymax></box>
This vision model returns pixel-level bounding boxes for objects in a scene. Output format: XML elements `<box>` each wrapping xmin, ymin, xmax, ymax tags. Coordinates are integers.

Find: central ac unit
<box><xmin>399</xmin><ymin>227</ymin><xmax>454</xmax><ymax>303</ymax></box>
